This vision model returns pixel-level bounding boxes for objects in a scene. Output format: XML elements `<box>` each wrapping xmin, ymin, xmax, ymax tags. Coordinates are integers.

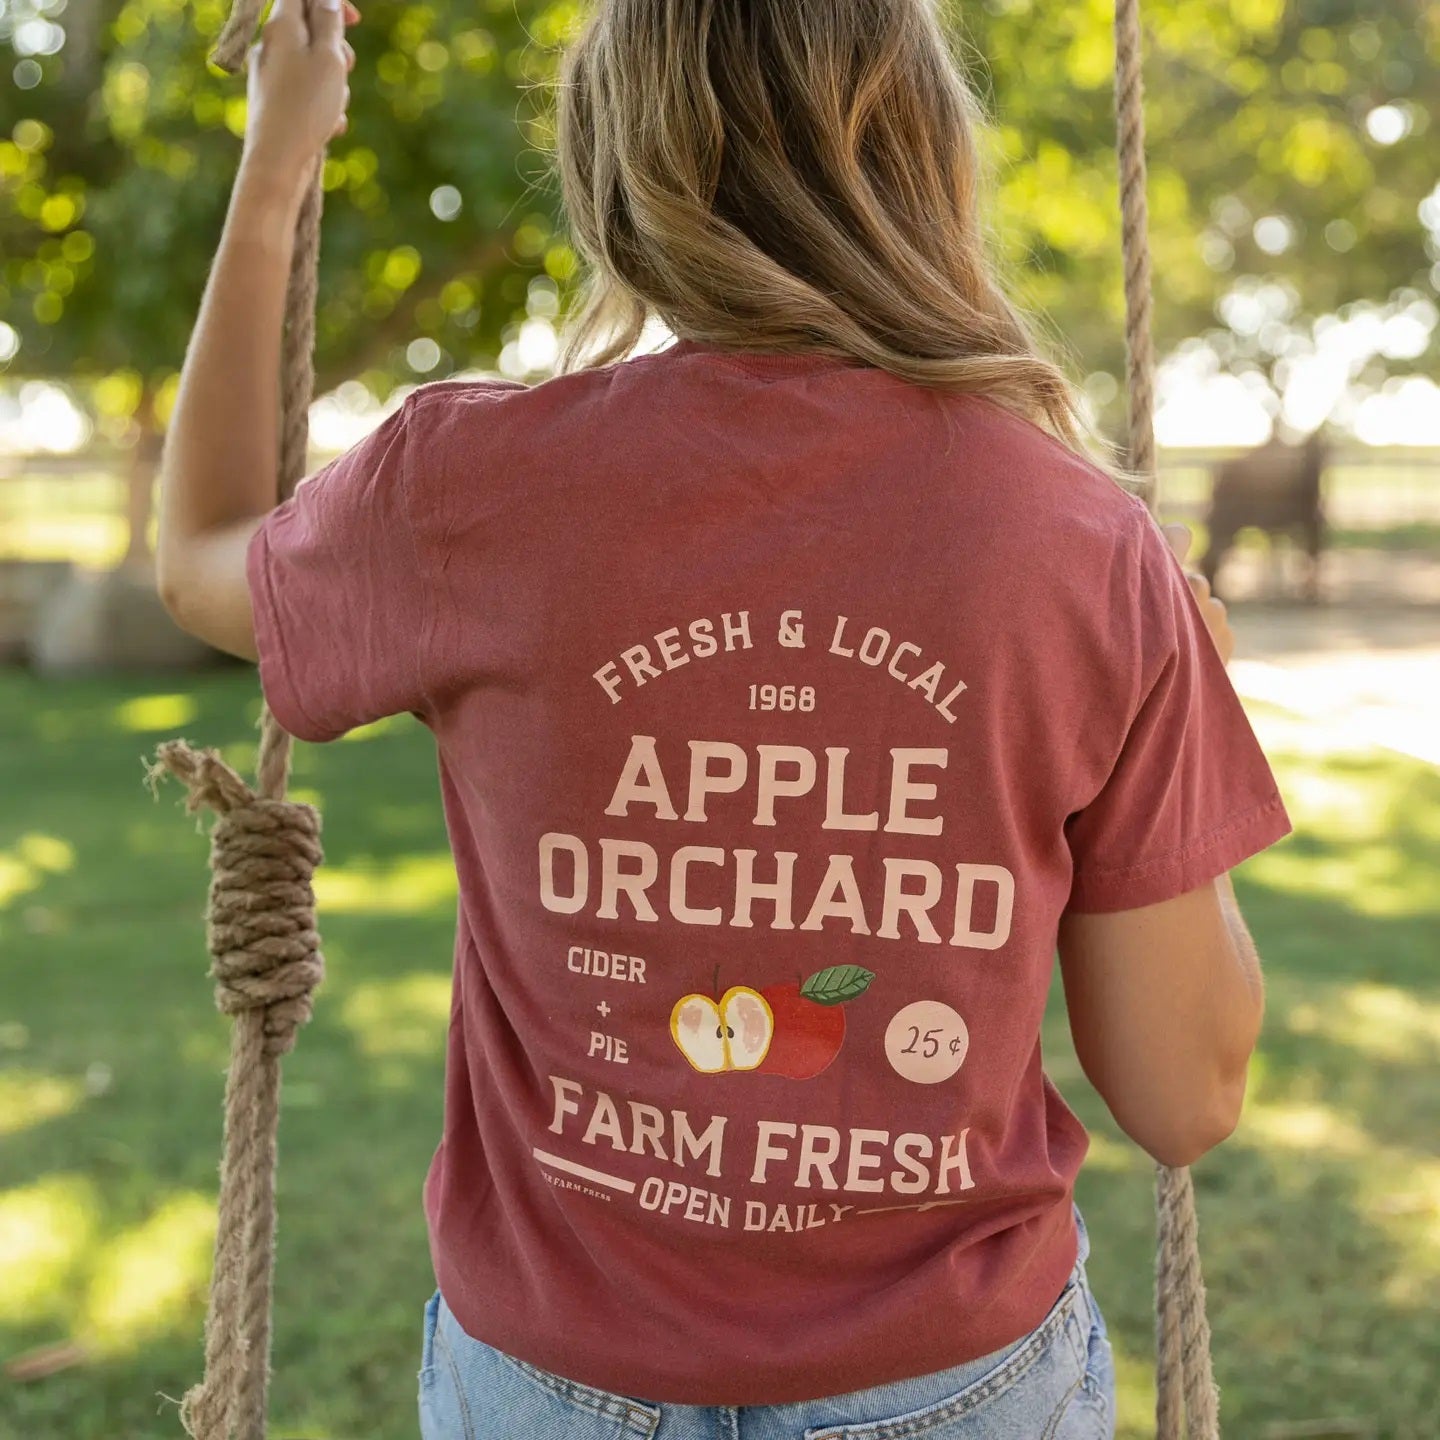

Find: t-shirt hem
<box><xmin>1067</xmin><ymin>792</ymin><xmax>1292</xmax><ymax>913</ymax></box>
<box><xmin>430</xmin><ymin>1199</ymin><xmax>1082</xmax><ymax>1407</ymax></box>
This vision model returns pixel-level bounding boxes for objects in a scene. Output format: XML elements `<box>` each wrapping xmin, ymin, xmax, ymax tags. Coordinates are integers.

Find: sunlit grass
<box><xmin>1285</xmin><ymin>982</ymin><xmax>1440</xmax><ymax>1063</ymax></box>
<box><xmin>1242</xmin><ymin>1100</ymin><xmax>1374</xmax><ymax>1155</ymax></box>
<box><xmin>0</xmin><ymin>1177</ymin><xmax>216</xmax><ymax>1356</ymax></box>
<box><xmin>1247</xmin><ymin>842</ymin><xmax>1432</xmax><ymax>917</ymax></box>
<box><xmin>1280</xmin><ymin>764</ymin><xmax>1398</xmax><ymax>831</ymax></box>
<box><xmin>1112</xmin><ymin>1345</ymin><xmax>1158</xmax><ymax>1440</ymax></box>
<box><xmin>0</xmin><ymin>1070</ymin><xmax>86</xmax><ymax>1138</ymax></box>
<box><xmin>337</xmin><ymin>714</ymin><xmax>410</xmax><ymax>743</ymax></box>
<box><xmin>1076</xmin><ymin>1130</ymin><xmax>1142</xmax><ymax>1174</ymax></box>
<box><xmin>81</xmin><ymin>1192</ymin><xmax>216</xmax><ymax>1355</ymax></box>
<box><xmin>0</xmin><ymin>1174</ymin><xmax>99</xmax><ymax>1322</ymax></box>
<box><xmin>0</xmin><ymin>831</ymin><xmax>77</xmax><ymax>907</ymax></box>
<box><xmin>1242</xmin><ymin>1100</ymin><xmax>1440</xmax><ymax>1275</ymax></box>
<box><xmin>313</xmin><ymin>851</ymin><xmax>457</xmax><ymax>914</ymax></box>
<box><xmin>111</xmin><ymin>693</ymin><xmax>200</xmax><ymax>733</ymax></box>
<box><xmin>1243</xmin><ymin>699</ymin><xmax>1439</xmax><ymax>920</ymax></box>
<box><xmin>339</xmin><ymin>973</ymin><xmax>452</xmax><ymax>1058</ymax></box>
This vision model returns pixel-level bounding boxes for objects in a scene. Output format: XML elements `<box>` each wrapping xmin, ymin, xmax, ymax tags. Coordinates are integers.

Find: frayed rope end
<box><xmin>143</xmin><ymin>739</ymin><xmax>257</xmax><ymax>820</ymax></box>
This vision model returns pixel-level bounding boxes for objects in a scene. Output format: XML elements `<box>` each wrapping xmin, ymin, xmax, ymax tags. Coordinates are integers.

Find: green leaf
<box><xmin>800</xmin><ymin>964</ymin><xmax>875</xmax><ymax>1005</ymax></box>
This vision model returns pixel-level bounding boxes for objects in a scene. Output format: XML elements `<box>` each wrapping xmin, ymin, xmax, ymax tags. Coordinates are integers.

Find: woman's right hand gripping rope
<box><xmin>1164</xmin><ymin>523</ymin><xmax>1235</xmax><ymax>666</ymax></box>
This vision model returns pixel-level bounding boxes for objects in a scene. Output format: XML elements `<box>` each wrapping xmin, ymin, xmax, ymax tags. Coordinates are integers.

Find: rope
<box><xmin>1155</xmin><ymin>1165</ymin><xmax>1221</xmax><ymax>1438</ymax></box>
<box><xmin>143</xmin><ymin>3</ymin><xmax>328</xmax><ymax>1435</ymax></box>
<box><xmin>1114</xmin><ymin>0</ymin><xmax>1158</xmax><ymax>493</ymax></box>
<box><xmin>1114</xmin><ymin>0</ymin><xmax>1222</xmax><ymax>1434</ymax></box>
<box><xmin>143</xmin><ymin>743</ymin><xmax>324</xmax><ymax>1440</ymax></box>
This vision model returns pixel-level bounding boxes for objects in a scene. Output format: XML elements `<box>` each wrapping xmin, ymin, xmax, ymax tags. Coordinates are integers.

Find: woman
<box><xmin>156</xmin><ymin>2</ymin><xmax>1291</xmax><ymax>1436</ymax></box>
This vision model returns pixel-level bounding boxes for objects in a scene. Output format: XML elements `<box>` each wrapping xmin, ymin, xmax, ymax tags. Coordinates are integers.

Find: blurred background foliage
<box><xmin>0</xmin><ymin>0</ymin><xmax>1435</xmax><ymax>447</ymax></box>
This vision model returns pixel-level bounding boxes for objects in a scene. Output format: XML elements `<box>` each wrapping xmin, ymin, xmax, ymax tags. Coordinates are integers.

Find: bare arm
<box><xmin>1214</xmin><ymin>869</ymin><xmax>1264</xmax><ymax>1014</ymax></box>
<box><xmin>1058</xmin><ymin>876</ymin><xmax>1264</xmax><ymax>1168</ymax></box>
<box><xmin>154</xmin><ymin>165</ymin><xmax>301</xmax><ymax>661</ymax></box>
<box><xmin>1058</xmin><ymin>522</ymin><xmax>1267</xmax><ymax>1169</ymax></box>
<box><xmin>155</xmin><ymin>0</ymin><xmax>357</xmax><ymax>659</ymax></box>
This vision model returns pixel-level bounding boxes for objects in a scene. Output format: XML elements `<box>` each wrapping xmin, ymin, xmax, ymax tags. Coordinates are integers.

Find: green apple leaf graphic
<box><xmin>800</xmin><ymin>964</ymin><xmax>876</xmax><ymax>1005</ymax></box>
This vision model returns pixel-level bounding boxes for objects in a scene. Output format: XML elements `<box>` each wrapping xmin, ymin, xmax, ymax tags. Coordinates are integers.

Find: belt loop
<box><xmin>1063</xmin><ymin>1289</ymin><xmax>1088</xmax><ymax>1372</ymax></box>
<box><xmin>1072</xmin><ymin>1258</ymin><xmax>1096</xmax><ymax>1337</ymax></box>
<box><xmin>1072</xmin><ymin>1199</ymin><xmax>1091</xmax><ymax>1269</ymax></box>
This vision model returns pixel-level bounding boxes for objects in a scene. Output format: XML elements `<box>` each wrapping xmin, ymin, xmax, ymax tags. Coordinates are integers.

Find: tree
<box><xmin>1</xmin><ymin>0</ymin><xmax>1435</xmax><ymax>552</ymax></box>
<box><xmin>950</xmin><ymin>0</ymin><xmax>1438</xmax><ymax>435</ymax></box>
<box><xmin>2</xmin><ymin>0</ymin><xmax>578</xmax><ymax>557</ymax></box>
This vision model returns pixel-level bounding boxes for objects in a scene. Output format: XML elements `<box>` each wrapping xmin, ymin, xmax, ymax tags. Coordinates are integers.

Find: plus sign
<box><xmin>596</xmin><ymin>1000</ymin><xmax>611</xmax><ymax>1018</ymax></box>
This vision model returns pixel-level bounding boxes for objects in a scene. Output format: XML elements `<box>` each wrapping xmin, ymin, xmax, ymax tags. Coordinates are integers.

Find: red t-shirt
<box><xmin>247</xmin><ymin>337</ymin><xmax>1291</xmax><ymax>1405</ymax></box>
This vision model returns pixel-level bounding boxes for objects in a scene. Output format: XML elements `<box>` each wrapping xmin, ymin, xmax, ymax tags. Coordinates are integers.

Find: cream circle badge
<box><xmin>884</xmin><ymin>1001</ymin><xmax>970</xmax><ymax>1083</ymax></box>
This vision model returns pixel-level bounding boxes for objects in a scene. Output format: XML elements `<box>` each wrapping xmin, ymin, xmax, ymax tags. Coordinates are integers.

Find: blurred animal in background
<box><xmin>1201</xmin><ymin>428</ymin><xmax>1330</xmax><ymax>602</ymax></box>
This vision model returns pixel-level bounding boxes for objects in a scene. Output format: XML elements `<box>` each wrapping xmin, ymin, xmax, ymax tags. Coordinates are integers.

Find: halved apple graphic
<box><xmin>670</xmin><ymin>964</ymin><xmax>875</xmax><ymax>1080</ymax></box>
<box><xmin>756</xmin><ymin>964</ymin><xmax>874</xmax><ymax>1079</ymax></box>
<box><xmin>670</xmin><ymin>985</ymin><xmax>774</xmax><ymax>1073</ymax></box>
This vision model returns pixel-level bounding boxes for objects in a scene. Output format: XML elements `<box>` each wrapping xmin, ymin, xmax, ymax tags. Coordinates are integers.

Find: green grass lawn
<box><xmin>1</xmin><ymin>668</ymin><xmax>1436</xmax><ymax>1439</ymax></box>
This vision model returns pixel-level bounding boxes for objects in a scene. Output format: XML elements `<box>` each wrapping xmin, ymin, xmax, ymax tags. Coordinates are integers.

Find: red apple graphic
<box><xmin>755</xmin><ymin>965</ymin><xmax>875</xmax><ymax>1079</ymax></box>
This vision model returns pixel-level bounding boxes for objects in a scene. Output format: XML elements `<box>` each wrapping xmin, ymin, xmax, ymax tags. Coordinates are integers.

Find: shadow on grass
<box><xmin>2</xmin><ymin>668</ymin><xmax>1437</xmax><ymax>1438</ymax></box>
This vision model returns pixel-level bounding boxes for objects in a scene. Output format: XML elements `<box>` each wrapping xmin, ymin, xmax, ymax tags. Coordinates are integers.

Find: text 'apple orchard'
<box><xmin>538</xmin><ymin>735</ymin><xmax>1016</xmax><ymax>950</ymax></box>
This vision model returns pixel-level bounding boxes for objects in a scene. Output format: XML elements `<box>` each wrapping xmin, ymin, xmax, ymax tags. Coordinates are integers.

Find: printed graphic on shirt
<box><xmin>670</xmin><ymin>964</ymin><xmax>874</xmax><ymax>1079</ymax></box>
<box><xmin>529</xmin><ymin>608</ymin><xmax>1008</xmax><ymax>1236</ymax></box>
<box><xmin>885</xmin><ymin>1001</ymin><xmax>970</xmax><ymax>1083</ymax></box>
<box><xmin>534</xmin><ymin>1071</ymin><xmax>979</xmax><ymax>1234</ymax></box>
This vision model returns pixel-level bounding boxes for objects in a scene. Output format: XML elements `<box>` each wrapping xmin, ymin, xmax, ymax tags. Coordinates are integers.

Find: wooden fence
<box><xmin>2</xmin><ymin>443</ymin><xmax>1437</xmax><ymax>567</ymax></box>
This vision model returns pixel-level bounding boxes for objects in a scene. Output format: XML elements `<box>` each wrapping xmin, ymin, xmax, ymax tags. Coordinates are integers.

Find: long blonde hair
<box><xmin>549</xmin><ymin>0</ymin><xmax>1135</xmax><ymax>484</ymax></box>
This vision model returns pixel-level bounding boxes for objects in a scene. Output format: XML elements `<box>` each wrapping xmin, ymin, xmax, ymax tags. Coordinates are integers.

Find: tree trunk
<box><xmin>124</xmin><ymin>382</ymin><xmax>163</xmax><ymax>566</ymax></box>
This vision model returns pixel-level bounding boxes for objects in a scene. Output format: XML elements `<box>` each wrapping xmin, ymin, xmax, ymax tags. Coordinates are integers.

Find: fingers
<box><xmin>1162</xmin><ymin>522</ymin><xmax>1192</xmax><ymax>564</ymax></box>
<box><xmin>261</xmin><ymin>0</ymin><xmax>348</xmax><ymax>50</ymax></box>
<box><xmin>1153</xmin><ymin>523</ymin><xmax>1235</xmax><ymax>663</ymax></box>
<box><xmin>306</xmin><ymin>0</ymin><xmax>345</xmax><ymax>46</ymax></box>
<box><xmin>263</xmin><ymin>0</ymin><xmax>307</xmax><ymax>44</ymax></box>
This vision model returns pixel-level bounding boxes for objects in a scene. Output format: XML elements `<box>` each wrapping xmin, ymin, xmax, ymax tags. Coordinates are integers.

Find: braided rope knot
<box><xmin>208</xmin><ymin>800</ymin><xmax>324</xmax><ymax>1055</ymax></box>
<box><xmin>146</xmin><ymin>738</ymin><xmax>325</xmax><ymax>1056</ymax></box>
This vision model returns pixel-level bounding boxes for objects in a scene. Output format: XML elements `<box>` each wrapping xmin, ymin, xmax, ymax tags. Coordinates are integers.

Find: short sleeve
<box><xmin>246</xmin><ymin>395</ymin><xmax>430</xmax><ymax>743</ymax></box>
<box><xmin>1064</xmin><ymin>501</ymin><xmax>1292</xmax><ymax>912</ymax></box>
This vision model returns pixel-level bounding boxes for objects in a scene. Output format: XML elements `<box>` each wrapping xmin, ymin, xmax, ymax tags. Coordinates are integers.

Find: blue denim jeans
<box><xmin>418</xmin><ymin>1204</ymin><xmax>1115</xmax><ymax>1439</ymax></box>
